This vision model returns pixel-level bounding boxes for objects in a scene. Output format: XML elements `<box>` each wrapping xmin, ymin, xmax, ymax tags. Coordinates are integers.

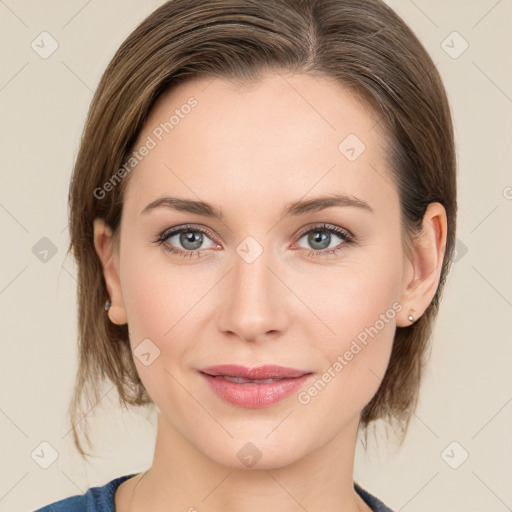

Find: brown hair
<box><xmin>66</xmin><ymin>0</ymin><xmax>456</xmax><ymax>458</ymax></box>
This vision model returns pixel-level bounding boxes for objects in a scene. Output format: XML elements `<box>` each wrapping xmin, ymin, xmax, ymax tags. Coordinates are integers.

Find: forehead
<box><xmin>123</xmin><ymin>72</ymin><xmax>395</xmax><ymax>221</ymax></box>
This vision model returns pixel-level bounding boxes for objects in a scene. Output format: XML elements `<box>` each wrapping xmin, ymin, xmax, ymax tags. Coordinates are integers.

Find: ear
<box><xmin>93</xmin><ymin>218</ymin><xmax>127</xmax><ymax>325</ymax></box>
<box><xmin>397</xmin><ymin>202</ymin><xmax>448</xmax><ymax>327</ymax></box>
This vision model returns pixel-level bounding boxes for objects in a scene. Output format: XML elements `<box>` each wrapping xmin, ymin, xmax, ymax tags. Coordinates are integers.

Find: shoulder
<box><xmin>354</xmin><ymin>481</ymin><xmax>396</xmax><ymax>512</ymax></box>
<box><xmin>33</xmin><ymin>474</ymin><xmax>136</xmax><ymax>512</ymax></box>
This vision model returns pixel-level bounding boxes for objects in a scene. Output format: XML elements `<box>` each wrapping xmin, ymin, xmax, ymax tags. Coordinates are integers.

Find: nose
<box><xmin>216</xmin><ymin>243</ymin><xmax>290</xmax><ymax>343</ymax></box>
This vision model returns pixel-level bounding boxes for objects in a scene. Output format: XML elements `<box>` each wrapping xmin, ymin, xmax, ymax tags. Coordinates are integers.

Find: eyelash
<box><xmin>154</xmin><ymin>223</ymin><xmax>355</xmax><ymax>259</ymax></box>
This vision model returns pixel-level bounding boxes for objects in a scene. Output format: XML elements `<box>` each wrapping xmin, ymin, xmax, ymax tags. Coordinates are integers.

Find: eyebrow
<box><xmin>140</xmin><ymin>193</ymin><xmax>373</xmax><ymax>219</ymax></box>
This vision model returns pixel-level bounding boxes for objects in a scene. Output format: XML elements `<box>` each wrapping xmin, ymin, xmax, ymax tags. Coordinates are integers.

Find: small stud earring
<box><xmin>105</xmin><ymin>299</ymin><xmax>112</xmax><ymax>311</ymax></box>
<box><xmin>408</xmin><ymin>313</ymin><xmax>414</xmax><ymax>322</ymax></box>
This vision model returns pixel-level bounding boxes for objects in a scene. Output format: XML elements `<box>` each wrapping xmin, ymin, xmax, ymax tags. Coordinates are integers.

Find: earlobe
<box><xmin>397</xmin><ymin>202</ymin><xmax>448</xmax><ymax>327</ymax></box>
<box><xmin>93</xmin><ymin>218</ymin><xmax>128</xmax><ymax>325</ymax></box>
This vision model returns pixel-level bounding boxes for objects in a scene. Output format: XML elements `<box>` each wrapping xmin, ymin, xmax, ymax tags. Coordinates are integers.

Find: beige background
<box><xmin>1</xmin><ymin>1</ymin><xmax>511</xmax><ymax>511</ymax></box>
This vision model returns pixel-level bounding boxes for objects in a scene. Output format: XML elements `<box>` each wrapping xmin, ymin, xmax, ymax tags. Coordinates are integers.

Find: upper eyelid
<box><xmin>160</xmin><ymin>224</ymin><xmax>215</xmax><ymax>238</ymax></box>
<box><xmin>295</xmin><ymin>223</ymin><xmax>353</xmax><ymax>239</ymax></box>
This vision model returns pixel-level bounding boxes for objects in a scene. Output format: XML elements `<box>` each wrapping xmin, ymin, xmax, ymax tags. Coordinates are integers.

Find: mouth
<box><xmin>198</xmin><ymin>364</ymin><xmax>313</xmax><ymax>408</ymax></box>
<box><xmin>199</xmin><ymin>364</ymin><xmax>310</xmax><ymax>379</ymax></box>
<box><xmin>207</xmin><ymin>376</ymin><xmax>287</xmax><ymax>384</ymax></box>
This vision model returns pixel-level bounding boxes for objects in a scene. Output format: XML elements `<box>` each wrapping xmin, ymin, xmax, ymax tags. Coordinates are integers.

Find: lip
<box><xmin>198</xmin><ymin>364</ymin><xmax>313</xmax><ymax>408</ymax></box>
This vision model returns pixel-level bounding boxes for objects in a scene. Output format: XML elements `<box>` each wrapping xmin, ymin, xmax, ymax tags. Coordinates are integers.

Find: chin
<box><xmin>197</xmin><ymin>430</ymin><xmax>313</xmax><ymax>471</ymax></box>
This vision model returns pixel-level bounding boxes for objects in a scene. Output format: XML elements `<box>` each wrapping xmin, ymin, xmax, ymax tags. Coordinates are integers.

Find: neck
<box><xmin>127</xmin><ymin>412</ymin><xmax>366</xmax><ymax>512</ymax></box>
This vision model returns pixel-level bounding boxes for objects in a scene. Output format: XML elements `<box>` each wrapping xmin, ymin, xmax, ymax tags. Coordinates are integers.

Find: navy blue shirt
<box><xmin>34</xmin><ymin>474</ymin><xmax>395</xmax><ymax>511</ymax></box>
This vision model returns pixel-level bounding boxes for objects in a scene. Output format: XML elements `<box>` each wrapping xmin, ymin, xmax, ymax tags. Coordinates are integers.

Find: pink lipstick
<box><xmin>198</xmin><ymin>364</ymin><xmax>313</xmax><ymax>408</ymax></box>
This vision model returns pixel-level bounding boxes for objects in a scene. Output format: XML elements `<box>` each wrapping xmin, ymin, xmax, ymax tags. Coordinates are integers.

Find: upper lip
<box><xmin>199</xmin><ymin>364</ymin><xmax>311</xmax><ymax>379</ymax></box>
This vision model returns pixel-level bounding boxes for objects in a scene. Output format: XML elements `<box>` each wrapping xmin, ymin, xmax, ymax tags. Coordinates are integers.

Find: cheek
<box><xmin>303</xmin><ymin>242</ymin><xmax>402</xmax><ymax>338</ymax></box>
<box><xmin>299</xmin><ymin>247</ymin><xmax>402</xmax><ymax>405</ymax></box>
<box><xmin>120</xmin><ymin>239</ymin><xmax>200</xmax><ymax>334</ymax></box>
<box><xmin>119</xmin><ymin>254</ymin><xmax>196</xmax><ymax>414</ymax></box>
<box><xmin>119</xmin><ymin>248</ymin><xmax>216</xmax><ymax>379</ymax></box>
<box><xmin>121</xmin><ymin>266</ymin><xmax>170</xmax><ymax>342</ymax></box>
<box><xmin>119</xmin><ymin>247</ymin><xmax>190</xmax><ymax>369</ymax></box>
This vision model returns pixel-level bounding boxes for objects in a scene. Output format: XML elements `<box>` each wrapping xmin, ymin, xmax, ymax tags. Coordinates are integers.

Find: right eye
<box><xmin>155</xmin><ymin>224</ymin><xmax>219</xmax><ymax>258</ymax></box>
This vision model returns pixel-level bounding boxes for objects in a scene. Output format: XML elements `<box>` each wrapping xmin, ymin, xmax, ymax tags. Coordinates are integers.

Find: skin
<box><xmin>93</xmin><ymin>72</ymin><xmax>447</xmax><ymax>512</ymax></box>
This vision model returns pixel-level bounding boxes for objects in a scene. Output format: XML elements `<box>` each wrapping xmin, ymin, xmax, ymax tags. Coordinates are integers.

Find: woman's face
<box><xmin>105</xmin><ymin>72</ymin><xmax>414</xmax><ymax>468</ymax></box>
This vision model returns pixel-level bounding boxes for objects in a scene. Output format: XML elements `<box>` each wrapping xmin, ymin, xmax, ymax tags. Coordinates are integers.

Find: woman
<box><xmin>35</xmin><ymin>0</ymin><xmax>456</xmax><ymax>510</ymax></box>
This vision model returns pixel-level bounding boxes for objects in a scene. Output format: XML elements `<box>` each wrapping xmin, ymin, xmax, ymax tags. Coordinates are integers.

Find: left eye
<box><xmin>296</xmin><ymin>226</ymin><xmax>349</xmax><ymax>251</ymax></box>
<box><xmin>293</xmin><ymin>224</ymin><xmax>354</xmax><ymax>257</ymax></box>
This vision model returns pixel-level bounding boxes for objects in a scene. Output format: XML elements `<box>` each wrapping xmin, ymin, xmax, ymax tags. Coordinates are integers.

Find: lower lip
<box><xmin>199</xmin><ymin>372</ymin><xmax>313</xmax><ymax>408</ymax></box>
